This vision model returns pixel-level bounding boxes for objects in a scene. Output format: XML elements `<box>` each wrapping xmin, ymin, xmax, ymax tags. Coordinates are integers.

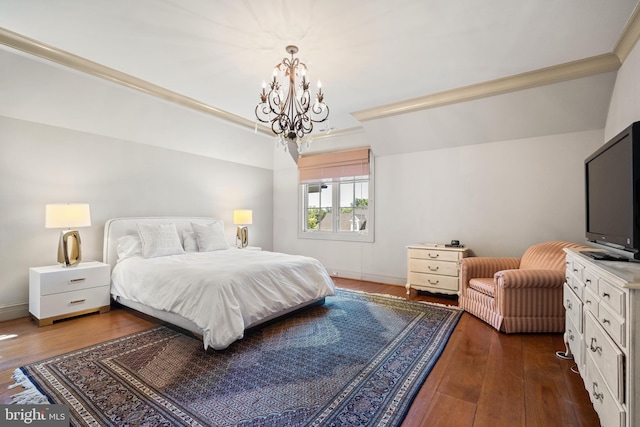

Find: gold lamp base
<box><xmin>58</xmin><ymin>229</ymin><xmax>82</xmax><ymax>267</ymax></box>
<box><xmin>236</xmin><ymin>226</ymin><xmax>248</xmax><ymax>248</ymax></box>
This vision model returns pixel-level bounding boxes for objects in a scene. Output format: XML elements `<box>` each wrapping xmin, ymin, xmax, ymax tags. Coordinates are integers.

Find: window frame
<box><xmin>298</xmin><ymin>156</ymin><xmax>374</xmax><ymax>243</ymax></box>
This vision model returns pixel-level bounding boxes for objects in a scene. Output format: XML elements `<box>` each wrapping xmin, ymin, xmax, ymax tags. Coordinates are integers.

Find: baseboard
<box><xmin>0</xmin><ymin>302</ymin><xmax>29</xmax><ymax>322</ymax></box>
<box><xmin>328</xmin><ymin>269</ymin><xmax>406</xmax><ymax>286</ymax></box>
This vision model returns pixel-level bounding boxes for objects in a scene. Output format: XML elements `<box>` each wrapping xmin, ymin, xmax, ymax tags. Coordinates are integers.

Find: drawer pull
<box><xmin>572</xmin><ymin>285</ymin><xmax>578</xmax><ymax>291</ymax></box>
<box><xmin>428</xmin><ymin>254</ymin><xmax>439</xmax><ymax>259</ymax></box>
<box><xmin>428</xmin><ymin>279</ymin><xmax>440</xmax><ymax>285</ymax></box>
<box><xmin>586</xmin><ymin>279</ymin><xmax>591</xmax><ymax>284</ymax></box>
<box><xmin>573</xmin><ymin>268</ymin><xmax>578</xmax><ymax>273</ymax></box>
<box><xmin>592</xmin><ymin>382</ymin><xmax>604</xmax><ymax>403</ymax></box>
<box><xmin>585</xmin><ymin>299</ymin><xmax>591</xmax><ymax>305</ymax></box>
<box><xmin>428</xmin><ymin>266</ymin><xmax>439</xmax><ymax>271</ymax></box>
<box><xmin>565</xmin><ymin>300</ymin><xmax>572</xmax><ymax>310</ymax></box>
<box><xmin>602</xmin><ymin>292</ymin><xmax>610</xmax><ymax>299</ymax></box>
<box><xmin>602</xmin><ymin>318</ymin><xmax>610</xmax><ymax>325</ymax></box>
<box><xmin>69</xmin><ymin>299</ymin><xmax>86</xmax><ymax>304</ymax></box>
<box><xmin>589</xmin><ymin>337</ymin><xmax>602</xmax><ymax>355</ymax></box>
<box><xmin>70</xmin><ymin>278</ymin><xmax>86</xmax><ymax>283</ymax></box>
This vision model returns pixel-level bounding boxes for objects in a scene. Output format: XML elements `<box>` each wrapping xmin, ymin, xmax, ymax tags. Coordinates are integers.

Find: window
<box><xmin>299</xmin><ymin>148</ymin><xmax>373</xmax><ymax>242</ymax></box>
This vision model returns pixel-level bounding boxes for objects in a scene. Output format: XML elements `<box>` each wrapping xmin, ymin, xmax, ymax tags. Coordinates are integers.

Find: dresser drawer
<box><xmin>564</xmin><ymin>283</ymin><xmax>583</xmax><ymax>333</ymax></box>
<box><xmin>408</xmin><ymin>272</ymin><xmax>459</xmax><ymax>292</ymax></box>
<box><xmin>567</xmin><ymin>273</ymin><xmax>585</xmax><ymax>301</ymax></box>
<box><xmin>568</xmin><ymin>258</ymin><xmax>586</xmax><ymax>282</ymax></box>
<box><xmin>585</xmin><ymin>312</ymin><xmax>624</xmax><ymax>401</ymax></box>
<box><xmin>583</xmin><ymin>269</ymin><xmax>599</xmax><ymax>295</ymax></box>
<box><xmin>585</xmin><ymin>355</ymin><xmax>626</xmax><ymax>427</ymax></box>
<box><xmin>408</xmin><ymin>259</ymin><xmax>458</xmax><ymax>276</ymax></box>
<box><xmin>583</xmin><ymin>286</ymin><xmax>600</xmax><ymax>319</ymax></box>
<box><xmin>31</xmin><ymin>263</ymin><xmax>110</xmax><ymax>296</ymax></box>
<box><xmin>598</xmin><ymin>279</ymin><xmax>625</xmax><ymax>318</ymax></box>
<box><xmin>37</xmin><ymin>286</ymin><xmax>111</xmax><ymax>319</ymax></box>
<box><xmin>598</xmin><ymin>303</ymin><xmax>625</xmax><ymax>348</ymax></box>
<box><xmin>408</xmin><ymin>249</ymin><xmax>459</xmax><ymax>262</ymax></box>
<box><xmin>565</xmin><ymin>315</ymin><xmax>584</xmax><ymax>372</ymax></box>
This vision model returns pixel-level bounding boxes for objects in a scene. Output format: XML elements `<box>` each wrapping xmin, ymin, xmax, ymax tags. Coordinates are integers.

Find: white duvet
<box><xmin>111</xmin><ymin>250</ymin><xmax>336</xmax><ymax>350</ymax></box>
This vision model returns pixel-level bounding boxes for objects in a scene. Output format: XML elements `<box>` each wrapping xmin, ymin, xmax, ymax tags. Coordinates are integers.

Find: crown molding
<box><xmin>0</xmin><ymin>27</ymin><xmax>273</xmax><ymax>137</ymax></box>
<box><xmin>310</xmin><ymin>126</ymin><xmax>364</xmax><ymax>140</ymax></box>
<box><xmin>352</xmin><ymin>53</ymin><xmax>621</xmax><ymax>122</ymax></box>
<box><xmin>2</xmin><ymin>13</ymin><xmax>637</xmax><ymax>134</ymax></box>
<box><xmin>613</xmin><ymin>2</ymin><xmax>640</xmax><ymax>63</ymax></box>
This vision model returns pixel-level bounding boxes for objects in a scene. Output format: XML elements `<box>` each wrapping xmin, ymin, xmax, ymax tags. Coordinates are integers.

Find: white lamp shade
<box><xmin>233</xmin><ymin>210</ymin><xmax>253</xmax><ymax>225</ymax></box>
<box><xmin>45</xmin><ymin>204</ymin><xmax>92</xmax><ymax>229</ymax></box>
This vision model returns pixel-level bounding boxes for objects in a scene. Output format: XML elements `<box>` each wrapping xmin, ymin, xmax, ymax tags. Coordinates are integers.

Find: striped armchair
<box><xmin>459</xmin><ymin>241</ymin><xmax>588</xmax><ymax>333</ymax></box>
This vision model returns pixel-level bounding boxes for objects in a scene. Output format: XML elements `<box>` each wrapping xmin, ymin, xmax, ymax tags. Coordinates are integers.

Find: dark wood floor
<box><xmin>0</xmin><ymin>278</ymin><xmax>600</xmax><ymax>427</ymax></box>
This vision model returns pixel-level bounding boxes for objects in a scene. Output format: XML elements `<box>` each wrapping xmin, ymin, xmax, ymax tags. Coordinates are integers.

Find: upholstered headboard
<box><xmin>102</xmin><ymin>217</ymin><xmax>223</xmax><ymax>271</ymax></box>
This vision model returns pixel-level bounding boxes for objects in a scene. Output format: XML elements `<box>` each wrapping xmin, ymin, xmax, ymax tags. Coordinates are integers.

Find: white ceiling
<box><xmin>0</xmin><ymin>0</ymin><xmax>639</xmax><ymax>164</ymax></box>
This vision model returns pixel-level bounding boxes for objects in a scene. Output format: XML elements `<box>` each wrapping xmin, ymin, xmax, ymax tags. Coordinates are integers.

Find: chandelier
<box><xmin>255</xmin><ymin>45</ymin><xmax>329</xmax><ymax>162</ymax></box>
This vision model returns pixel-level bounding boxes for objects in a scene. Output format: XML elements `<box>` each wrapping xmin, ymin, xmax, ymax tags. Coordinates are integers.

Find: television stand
<box><xmin>580</xmin><ymin>250</ymin><xmax>628</xmax><ymax>261</ymax></box>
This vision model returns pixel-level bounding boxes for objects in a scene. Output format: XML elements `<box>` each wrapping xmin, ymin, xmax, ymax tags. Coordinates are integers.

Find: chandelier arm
<box><xmin>255</xmin><ymin>103</ymin><xmax>271</xmax><ymax>123</ymax></box>
<box><xmin>310</xmin><ymin>103</ymin><xmax>329</xmax><ymax>123</ymax></box>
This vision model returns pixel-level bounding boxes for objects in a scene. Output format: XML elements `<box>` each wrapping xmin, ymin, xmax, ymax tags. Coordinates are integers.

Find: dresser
<box><xmin>562</xmin><ymin>248</ymin><xmax>640</xmax><ymax>427</ymax></box>
<box><xmin>405</xmin><ymin>244</ymin><xmax>469</xmax><ymax>296</ymax></box>
<box><xmin>29</xmin><ymin>261</ymin><xmax>111</xmax><ymax>326</ymax></box>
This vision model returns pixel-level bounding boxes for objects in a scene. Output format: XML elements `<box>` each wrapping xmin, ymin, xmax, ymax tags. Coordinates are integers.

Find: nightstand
<box><xmin>29</xmin><ymin>261</ymin><xmax>111</xmax><ymax>326</ymax></box>
<box><xmin>405</xmin><ymin>244</ymin><xmax>469</xmax><ymax>296</ymax></box>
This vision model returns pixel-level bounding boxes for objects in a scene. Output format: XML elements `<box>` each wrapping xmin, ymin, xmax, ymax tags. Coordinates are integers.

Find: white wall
<box><xmin>273</xmin><ymin>130</ymin><xmax>604</xmax><ymax>285</ymax></box>
<box><xmin>605</xmin><ymin>41</ymin><xmax>640</xmax><ymax>139</ymax></box>
<box><xmin>0</xmin><ymin>116</ymin><xmax>273</xmax><ymax>320</ymax></box>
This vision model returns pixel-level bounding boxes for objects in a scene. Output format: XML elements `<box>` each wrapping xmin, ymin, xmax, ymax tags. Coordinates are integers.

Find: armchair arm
<box><xmin>460</xmin><ymin>257</ymin><xmax>521</xmax><ymax>281</ymax></box>
<box><xmin>495</xmin><ymin>269</ymin><xmax>566</xmax><ymax>289</ymax></box>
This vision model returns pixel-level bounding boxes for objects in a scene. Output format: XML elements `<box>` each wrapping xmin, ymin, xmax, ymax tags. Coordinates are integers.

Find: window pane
<box><xmin>338</xmin><ymin>181</ymin><xmax>368</xmax><ymax>232</ymax></box>
<box><xmin>306</xmin><ymin>183</ymin><xmax>332</xmax><ymax>231</ymax></box>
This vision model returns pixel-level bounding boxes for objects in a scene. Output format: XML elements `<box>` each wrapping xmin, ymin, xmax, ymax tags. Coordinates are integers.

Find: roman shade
<box><xmin>298</xmin><ymin>148</ymin><xmax>370</xmax><ymax>183</ymax></box>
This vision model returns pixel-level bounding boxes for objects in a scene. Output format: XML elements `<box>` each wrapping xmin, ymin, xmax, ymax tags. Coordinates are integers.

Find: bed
<box><xmin>103</xmin><ymin>217</ymin><xmax>336</xmax><ymax>350</ymax></box>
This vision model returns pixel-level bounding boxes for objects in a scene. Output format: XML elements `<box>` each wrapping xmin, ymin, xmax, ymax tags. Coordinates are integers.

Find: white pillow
<box><xmin>116</xmin><ymin>235</ymin><xmax>142</xmax><ymax>260</ymax></box>
<box><xmin>182</xmin><ymin>230</ymin><xmax>198</xmax><ymax>252</ymax></box>
<box><xmin>191</xmin><ymin>221</ymin><xmax>229</xmax><ymax>252</ymax></box>
<box><xmin>137</xmin><ymin>223</ymin><xmax>185</xmax><ymax>258</ymax></box>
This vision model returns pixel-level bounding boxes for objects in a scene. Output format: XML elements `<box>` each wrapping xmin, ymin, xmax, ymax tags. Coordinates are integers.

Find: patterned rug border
<box><xmin>9</xmin><ymin>288</ymin><xmax>463</xmax><ymax>426</ymax></box>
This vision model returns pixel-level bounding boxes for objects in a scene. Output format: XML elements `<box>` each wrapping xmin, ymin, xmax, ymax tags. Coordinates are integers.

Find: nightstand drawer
<box><xmin>408</xmin><ymin>272</ymin><xmax>459</xmax><ymax>291</ymax></box>
<box><xmin>37</xmin><ymin>286</ymin><xmax>111</xmax><ymax>319</ymax></box>
<box><xmin>31</xmin><ymin>262</ymin><xmax>110</xmax><ymax>296</ymax></box>
<box><xmin>408</xmin><ymin>249</ymin><xmax>459</xmax><ymax>262</ymax></box>
<box><xmin>408</xmin><ymin>259</ymin><xmax>458</xmax><ymax>276</ymax></box>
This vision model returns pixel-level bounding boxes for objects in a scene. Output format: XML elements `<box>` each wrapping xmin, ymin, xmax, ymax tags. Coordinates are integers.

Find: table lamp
<box><xmin>233</xmin><ymin>210</ymin><xmax>253</xmax><ymax>248</ymax></box>
<box><xmin>45</xmin><ymin>203</ymin><xmax>91</xmax><ymax>267</ymax></box>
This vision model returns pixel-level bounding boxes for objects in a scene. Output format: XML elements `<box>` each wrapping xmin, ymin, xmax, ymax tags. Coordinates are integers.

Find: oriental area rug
<box><xmin>11</xmin><ymin>289</ymin><xmax>462</xmax><ymax>426</ymax></box>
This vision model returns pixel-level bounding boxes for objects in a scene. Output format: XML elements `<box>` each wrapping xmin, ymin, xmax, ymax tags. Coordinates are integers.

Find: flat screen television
<box><xmin>585</xmin><ymin>121</ymin><xmax>640</xmax><ymax>260</ymax></box>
